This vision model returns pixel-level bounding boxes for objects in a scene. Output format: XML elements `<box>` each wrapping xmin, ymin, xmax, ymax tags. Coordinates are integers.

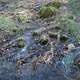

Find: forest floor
<box><xmin>0</xmin><ymin>0</ymin><xmax>80</xmax><ymax>80</ymax></box>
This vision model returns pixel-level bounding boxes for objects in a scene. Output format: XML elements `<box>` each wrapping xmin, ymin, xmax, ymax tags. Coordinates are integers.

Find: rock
<box><xmin>48</xmin><ymin>31</ymin><xmax>57</xmax><ymax>38</ymax></box>
<box><xmin>68</xmin><ymin>43</ymin><xmax>75</xmax><ymax>51</ymax></box>
<box><xmin>39</xmin><ymin>34</ymin><xmax>48</xmax><ymax>45</ymax></box>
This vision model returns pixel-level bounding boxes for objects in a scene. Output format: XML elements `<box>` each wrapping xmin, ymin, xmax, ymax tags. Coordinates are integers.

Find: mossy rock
<box><xmin>46</xmin><ymin>1</ymin><xmax>61</xmax><ymax>9</ymax></box>
<box><xmin>39</xmin><ymin>6</ymin><xmax>58</xmax><ymax>18</ymax></box>
<box><xmin>18</xmin><ymin>14</ymin><xmax>28</xmax><ymax>23</ymax></box>
<box><xmin>17</xmin><ymin>40</ymin><xmax>25</xmax><ymax>48</ymax></box>
<box><xmin>17</xmin><ymin>37</ymin><xmax>25</xmax><ymax>48</ymax></box>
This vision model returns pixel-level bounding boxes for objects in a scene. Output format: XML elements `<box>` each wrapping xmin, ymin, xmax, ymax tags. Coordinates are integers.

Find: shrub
<box><xmin>39</xmin><ymin>6</ymin><xmax>58</xmax><ymax>18</ymax></box>
<box><xmin>46</xmin><ymin>1</ymin><xmax>61</xmax><ymax>9</ymax></box>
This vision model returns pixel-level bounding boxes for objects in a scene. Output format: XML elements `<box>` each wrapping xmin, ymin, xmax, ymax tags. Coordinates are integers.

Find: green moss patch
<box><xmin>46</xmin><ymin>1</ymin><xmax>61</xmax><ymax>9</ymax></box>
<box><xmin>39</xmin><ymin>6</ymin><xmax>58</xmax><ymax>18</ymax></box>
<box><xmin>17</xmin><ymin>14</ymin><xmax>28</xmax><ymax>23</ymax></box>
<box><xmin>39</xmin><ymin>1</ymin><xmax>61</xmax><ymax>18</ymax></box>
<box><xmin>17</xmin><ymin>37</ymin><xmax>25</xmax><ymax>48</ymax></box>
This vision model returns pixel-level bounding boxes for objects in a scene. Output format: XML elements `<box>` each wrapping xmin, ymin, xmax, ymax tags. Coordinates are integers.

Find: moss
<box><xmin>17</xmin><ymin>37</ymin><xmax>25</xmax><ymax>48</ymax></box>
<box><xmin>17</xmin><ymin>40</ymin><xmax>25</xmax><ymax>48</ymax></box>
<box><xmin>39</xmin><ymin>1</ymin><xmax>61</xmax><ymax>18</ymax></box>
<box><xmin>46</xmin><ymin>1</ymin><xmax>61</xmax><ymax>9</ymax></box>
<box><xmin>18</xmin><ymin>14</ymin><xmax>28</xmax><ymax>23</ymax></box>
<box><xmin>39</xmin><ymin>6</ymin><xmax>58</xmax><ymax>18</ymax></box>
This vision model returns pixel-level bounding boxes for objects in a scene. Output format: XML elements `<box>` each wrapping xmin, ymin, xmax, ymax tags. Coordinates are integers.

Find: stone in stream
<box><xmin>68</xmin><ymin>44</ymin><xmax>75</xmax><ymax>51</ymax></box>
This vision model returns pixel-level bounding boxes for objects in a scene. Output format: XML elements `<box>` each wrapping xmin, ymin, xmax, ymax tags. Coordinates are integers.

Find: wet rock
<box><xmin>39</xmin><ymin>34</ymin><xmax>48</xmax><ymax>45</ymax></box>
<box><xmin>68</xmin><ymin>43</ymin><xmax>75</xmax><ymax>51</ymax></box>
